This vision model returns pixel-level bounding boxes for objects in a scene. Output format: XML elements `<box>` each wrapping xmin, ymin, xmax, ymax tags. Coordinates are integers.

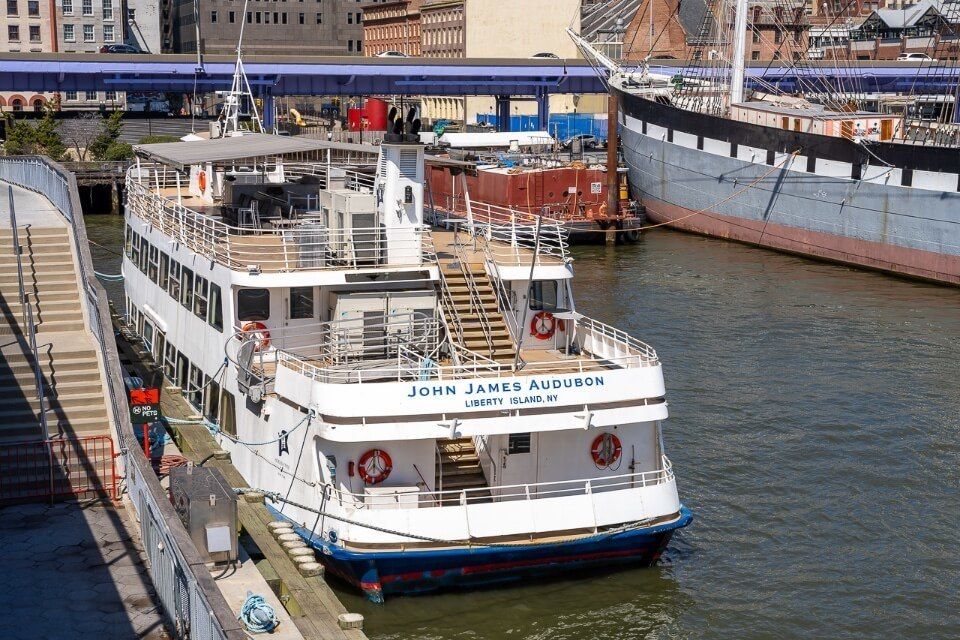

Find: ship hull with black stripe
<box><xmin>614</xmin><ymin>84</ymin><xmax>960</xmax><ymax>285</ymax></box>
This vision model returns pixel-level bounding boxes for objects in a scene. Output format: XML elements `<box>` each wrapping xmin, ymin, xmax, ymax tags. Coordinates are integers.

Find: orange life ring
<box><xmin>357</xmin><ymin>449</ymin><xmax>393</xmax><ymax>485</ymax></box>
<box><xmin>242</xmin><ymin>321</ymin><xmax>271</xmax><ymax>352</ymax></box>
<box><xmin>530</xmin><ymin>311</ymin><xmax>564</xmax><ymax>340</ymax></box>
<box><xmin>198</xmin><ymin>170</ymin><xmax>207</xmax><ymax>192</ymax></box>
<box><xmin>591</xmin><ymin>433</ymin><xmax>622</xmax><ymax>468</ymax></box>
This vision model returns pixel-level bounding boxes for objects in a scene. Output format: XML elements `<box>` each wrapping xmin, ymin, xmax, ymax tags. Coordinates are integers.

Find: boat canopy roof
<box><xmin>134</xmin><ymin>133</ymin><xmax>374</xmax><ymax>170</ymax></box>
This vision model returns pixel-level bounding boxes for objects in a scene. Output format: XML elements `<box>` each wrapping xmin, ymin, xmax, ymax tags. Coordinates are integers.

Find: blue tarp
<box><xmin>476</xmin><ymin>113</ymin><xmax>609</xmax><ymax>142</ymax></box>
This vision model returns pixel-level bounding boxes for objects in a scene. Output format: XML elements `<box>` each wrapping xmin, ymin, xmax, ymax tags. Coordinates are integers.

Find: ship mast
<box><xmin>729</xmin><ymin>0</ymin><xmax>749</xmax><ymax>106</ymax></box>
<box><xmin>221</xmin><ymin>0</ymin><xmax>263</xmax><ymax>136</ymax></box>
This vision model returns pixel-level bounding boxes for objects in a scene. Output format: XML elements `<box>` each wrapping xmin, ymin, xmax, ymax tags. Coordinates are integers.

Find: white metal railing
<box><xmin>334</xmin><ymin>456</ymin><xmax>675</xmax><ymax>509</ymax></box>
<box><xmin>126</xmin><ymin>173</ymin><xmax>436</xmax><ymax>273</ymax></box>
<box><xmin>432</xmin><ymin>193</ymin><xmax>570</xmax><ymax>265</ymax></box>
<box><xmin>273</xmin><ymin>312</ymin><xmax>658</xmax><ymax>384</ymax></box>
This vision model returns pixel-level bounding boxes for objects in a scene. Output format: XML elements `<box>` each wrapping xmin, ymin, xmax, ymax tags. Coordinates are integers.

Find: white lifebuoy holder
<box><xmin>530</xmin><ymin>311</ymin><xmax>564</xmax><ymax>340</ymax></box>
<box><xmin>357</xmin><ymin>449</ymin><xmax>393</xmax><ymax>485</ymax></box>
<box><xmin>242</xmin><ymin>321</ymin><xmax>271</xmax><ymax>352</ymax></box>
<box><xmin>591</xmin><ymin>433</ymin><xmax>622</xmax><ymax>468</ymax></box>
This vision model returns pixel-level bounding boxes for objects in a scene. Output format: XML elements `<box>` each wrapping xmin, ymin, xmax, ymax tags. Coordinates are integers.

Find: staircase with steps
<box><xmin>439</xmin><ymin>261</ymin><xmax>517</xmax><ymax>365</ymax></box>
<box><xmin>435</xmin><ymin>437</ymin><xmax>491</xmax><ymax>503</ymax></box>
<box><xmin>0</xmin><ymin>225</ymin><xmax>112</xmax><ymax>459</ymax></box>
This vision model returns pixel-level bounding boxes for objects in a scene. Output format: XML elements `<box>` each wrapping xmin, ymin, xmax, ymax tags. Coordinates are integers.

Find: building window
<box><xmin>84</xmin><ymin>90</ymin><xmax>96</xmax><ymax>100</ymax></box>
<box><xmin>6</xmin><ymin>0</ymin><xmax>16</xmax><ymax>15</ymax></box>
<box><xmin>298</xmin><ymin>11</ymin><xmax>303</xmax><ymax>23</ymax></box>
<box><xmin>11</xmin><ymin>98</ymin><xmax>22</xmax><ymax>111</ymax></box>
<box><xmin>237</xmin><ymin>289</ymin><xmax>270</xmax><ymax>322</ymax></box>
<box><xmin>210</xmin><ymin>9</ymin><xmax>217</xmax><ymax>22</ymax></box>
<box><xmin>752</xmin><ymin>31</ymin><xmax>760</xmax><ymax>43</ymax></box>
<box><xmin>63</xmin><ymin>23</ymin><xmax>74</xmax><ymax>41</ymax></box>
<box><xmin>246</xmin><ymin>10</ymin><xmax>251</xmax><ymax>22</ymax></box>
<box><xmin>26</xmin><ymin>0</ymin><xmax>37</xmax><ymax>15</ymax></box>
<box><xmin>347</xmin><ymin>12</ymin><xmax>352</xmax><ymax>23</ymax></box>
<box><xmin>103</xmin><ymin>23</ymin><xmax>113</xmax><ymax>41</ymax></box>
<box><xmin>229</xmin><ymin>10</ymin><xmax>235</xmax><ymax>22</ymax></box>
<box><xmin>751</xmin><ymin>50</ymin><xmax>760</xmax><ymax>60</ymax></box>
<box><xmin>508</xmin><ymin>433</ymin><xmax>531</xmax><ymax>454</ymax></box>
<box><xmin>81</xmin><ymin>0</ymin><xmax>90</xmax><ymax>14</ymax></box>
<box><xmin>289</xmin><ymin>287</ymin><xmax>314</xmax><ymax>320</ymax></box>
<box><xmin>65</xmin><ymin>89</ymin><xmax>77</xmax><ymax>100</ymax></box>
<box><xmin>315</xmin><ymin>12</ymin><xmax>321</xmax><ymax>23</ymax></box>
<box><xmin>281</xmin><ymin>11</ymin><xmax>286</xmax><ymax>24</ymax></box>
<box><xmin>29</xmin><ymin>24</ymin><xmax>40</xmax><ymax>42</ymax></box>
<box><xmin>82</xmin><ymin>23</ymin><xmax>93</xmax><ymax>41</ymax></box>
<box><xmin>101</xmin><ymin>0</ymin><xmax>111</xmax><ymax>19</ymax></box>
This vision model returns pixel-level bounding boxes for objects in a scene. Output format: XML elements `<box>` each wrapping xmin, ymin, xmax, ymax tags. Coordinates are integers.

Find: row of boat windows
<box><xmin>125</xmin><ymin>225</ymin><xmax>224</xmax><ymax>332</ymax></box>
<box><xmin>127</xmin><ymin>298</ymin><xmax>238</xmax><ymax>437</ymax></box>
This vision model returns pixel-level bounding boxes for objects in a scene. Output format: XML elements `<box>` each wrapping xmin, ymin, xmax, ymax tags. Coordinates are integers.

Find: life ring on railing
<box><xmin>591</xmin><ymin>433</ymin><xmax>622</xmax><ymax>468</ymax></box>
<box><xmin>357</xmin><ymin>449</ymin><xmax>393</xmax><ymax>485</ymax></box>
<box><xmin>197</xmin><ymin>170</ymin><xmax>207</xmax><ymax>192</ymax></box>
<box><xmin>530</xmin><ymin>311</ymin><xmax>564</xmax><ymax>340</ymax></box>
<box><xmin>242</xmin><ymin>321</ymin><xmax>271</xmax><ymax>352</ymax></box>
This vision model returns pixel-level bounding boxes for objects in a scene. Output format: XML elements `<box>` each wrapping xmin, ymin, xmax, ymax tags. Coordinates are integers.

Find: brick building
<box><xmin>623</xmin><ymin>0</ymin><xmax>809</xmax><ymax>61</ymax></box>
<box><xmin>362</xmin><ymin>0</ymin><xmax>422</xmax><ymax>57</ymax></box>
<box><xmin>1</xmin><ymin>0</ymin><xmax>55</xmax><ymax>112</ymax></box>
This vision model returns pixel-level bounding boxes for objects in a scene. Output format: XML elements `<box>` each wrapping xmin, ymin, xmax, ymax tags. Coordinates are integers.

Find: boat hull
<box><xmin>272</xmin><ymin>505</ymin><xmax>692</xmax><ymax>602</ymax></box>
<box><xmin>616</xmin><ymin>87</ymin><xmax>960</xmax><ymax>286</ymax></box>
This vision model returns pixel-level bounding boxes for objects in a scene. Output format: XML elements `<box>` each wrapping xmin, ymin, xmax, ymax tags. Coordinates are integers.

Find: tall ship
<box><xmin>120</xmin><ymin>115</ymin><xmax>691</xmax><ymax>601</ymax></box>
<box><xmin>570</xmin><ymin>2</ymin><xmax>960</xmax><ymax>285</ymax></box>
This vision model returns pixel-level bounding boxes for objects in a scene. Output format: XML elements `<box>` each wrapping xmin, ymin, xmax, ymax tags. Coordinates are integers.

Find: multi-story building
<box><xmin>172</xmin><ymin>0</ymin><xmax>365</xmax><ymax>56</ymax></box>
<box><xmin>417</xmin><ymin>0</ymin><xmax>601</xmax><ymax>125</ymax></box>
<box><xmin>362</xmin><ymin>0</ymin><xmax>422</xmax><ymax>57</ymax></box>
<box><xmin>57</xmin><ymin>0</ymin><xmax>127</xmax><ymax>110</ymax></box>
<box><xmin>1</xmin><ymin>0</ymin><xmax>56</xmax><ymax>112</ymax></box>
<box><xmin>126</xmin><ymin>0</ymin><xmax>163</xmax><ymax>52</ymax></box>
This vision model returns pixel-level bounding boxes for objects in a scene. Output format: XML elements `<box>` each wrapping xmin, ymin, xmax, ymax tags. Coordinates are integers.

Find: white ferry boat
<box><xmin>121</xmin><ymin>128</ymin><xmax>692</xmax><ymax>602</ymax></box>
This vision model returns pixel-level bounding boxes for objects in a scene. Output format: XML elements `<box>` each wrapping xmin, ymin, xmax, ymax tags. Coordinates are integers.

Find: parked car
<box><xmin>377</xmin><ymin>51</ymin><xmax>409</xmax><ymax>58</ymax></box>
<box><xmin>531</xmin><ymin>52</ymin><xmax>560</xmax><ymax>59</ymax></box>
<box><xmin>562</xmin><ymin>134</ymin><xmax>600</xmax><ymax>150</ymax></box>
<box><xmin>897</xmin><ymin>52</ymin><xmax>934</xmax><ymax>61</ymax></box>
<box><xmin>100</xmin><ymin>44</ymin><xmax>142</xmax><ymax>54</ymax></box>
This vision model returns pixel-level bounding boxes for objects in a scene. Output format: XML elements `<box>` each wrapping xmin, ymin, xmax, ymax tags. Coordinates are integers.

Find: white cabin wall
<box><xmin>507</xmin><ymin>278</ymin><xmax>572</xmax><ymax>351</ymax></box>
<box><xmin>487</xmin><ymin>422</ymin><xmax>661</xmax><ymax>488</ymax></box>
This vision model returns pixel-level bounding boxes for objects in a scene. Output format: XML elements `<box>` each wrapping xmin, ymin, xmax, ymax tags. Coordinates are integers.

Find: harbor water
<box><xmin>86</xmin><ymin>216</ymin><xmax>959</xmax><ymax>639</ymax></box>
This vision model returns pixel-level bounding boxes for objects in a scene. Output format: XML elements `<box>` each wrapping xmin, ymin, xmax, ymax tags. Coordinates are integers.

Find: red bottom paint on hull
<box><xmin>642</xmin><ymin>197</ymin><xmax>960</xmax><ymax>286</ymax></box>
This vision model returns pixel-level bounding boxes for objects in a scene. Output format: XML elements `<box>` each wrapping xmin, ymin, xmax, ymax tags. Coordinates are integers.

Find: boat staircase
<box><xmin>438</xmin><ymin>259</ymin><xmax>517</xmax><ymax>365</ymax></box>
<box><xmin>435</xmin><ymin>437</ymin><xmax>491</xmax><ymax>503</ymax></box>
<box><xmin>0</xmin><ymin>214</ymin><xmax>113</xmax><ymax>501</ymax></box>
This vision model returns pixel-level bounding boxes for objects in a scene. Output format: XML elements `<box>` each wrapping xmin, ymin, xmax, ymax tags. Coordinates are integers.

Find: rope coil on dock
<box><xmin>238</xmin><ymin>593</ymin><xmax>278</xmax><ymax>634</ymax></box>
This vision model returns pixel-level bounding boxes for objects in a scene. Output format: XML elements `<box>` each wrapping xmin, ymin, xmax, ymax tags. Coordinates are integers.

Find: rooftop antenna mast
<box><xmin>221</xmin><ymin>0</ymin><xmax>262</xmax><ymax>137</ymax></box>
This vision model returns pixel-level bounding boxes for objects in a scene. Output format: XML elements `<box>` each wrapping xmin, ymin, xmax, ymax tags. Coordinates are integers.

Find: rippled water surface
<box><xmin>87</xmin><ymin>217</ymin><xmax>960</xmax><ymax>639</ymax></box>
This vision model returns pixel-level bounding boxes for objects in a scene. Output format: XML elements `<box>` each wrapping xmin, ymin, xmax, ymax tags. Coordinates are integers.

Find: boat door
<box><xmin>282</xmin><ymin>286</ymin><xmax>319</xmax><ymax>350</ymax></box>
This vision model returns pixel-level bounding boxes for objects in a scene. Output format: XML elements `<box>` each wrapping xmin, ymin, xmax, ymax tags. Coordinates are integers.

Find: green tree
<box><xmin>89</xmin><ymin>110</ymin><xmax>125</xmax><ymax>160</ymax></box>
<box><xmin>101</xmin><ymin>141</ymin><xmax>134</xmax><ymax>161</ymax></box>
<box><xmin>2</xmin><ymin>116</ymin><xmax>35</xmax><ymax>155</ymax></box>
<box><xmin>33</xmin><ymin>105</ymin><xmax>66</xmax><ymax>160</ymax></box>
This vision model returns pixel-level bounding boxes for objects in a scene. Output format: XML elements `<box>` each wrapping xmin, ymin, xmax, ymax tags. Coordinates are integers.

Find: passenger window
<box><xmin>219</xmin><ymin>391</ymin><xmax>237</xmax><ymax>437</ymax></box>
<box><xmin>147</xmin><ymin>245</ymin><xmax>159</xmax><ymax>283</ymax></box>
<box><xmin>528</xmin><ymin>281</ymin><xmax>559</xmax><ymax>311</ymax></box>
<box><xmin>237</xmin><ymin>288</ymin><xmax>270</xmax><ymax>322</ymax></box>
<box><xmin>138</xmin><ymin>236</ymin><xmax>148</xmax><ymax>273</ymax></box>
<box><xmin>168</xmin><ymin>261</ymin><xmax>181</xmax><ymax>302</ymax></box>
<box><xmin>181</xmin><ymin>267</ymin><xmax>194</xmax><ymax>310</ymax></box>
<box><xmin>289</xmin><ymin>287</ymin><xmax>314</xmax><ymax>320</ymax></box>
<box><xmin>508</xmin><ymin>433</ymin><xmax>531</xmax><ymax>455</ymax></box>
<box><xmin>194</xmin><ymin>275</ymin><xmax>209</xmax><ymax>321</ymax></box>
<box><xmin>124</xmin><ymin>225</ymin><xmax>133</xmax><ymax>258</ymax></box>
<box><xmin>158</xmin><ymin>252</ymin><xmax>169</xmax><ymax>291</ymax></box>
<box><xmin>209</xmin><ymin>283</ymin><xmax>224</xmax><ymax>331</ymax></box>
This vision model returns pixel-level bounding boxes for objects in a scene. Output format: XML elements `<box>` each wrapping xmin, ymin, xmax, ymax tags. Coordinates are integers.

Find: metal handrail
<box><xmin>476</xmin><ymin>232</ymin><xmax>523</xmax><ymax>340</ymax></box>
<box><xmin>6</xmin><ymin>186</ymin><xmax>49</xmax><ymax>440</ymax></box>
<box><xmin>451</xmin><ymin>227</ymin><xmax>497</xmax><ymax>357</ymax></box>
<box><xmin>436</xmin><ymin>266</ymin><xmax>465</xmax><ymax>366</ymax></box>
<box><xmin>332</xmin><ymin>456</ymin><xmax>675</xmax><ymax>509</ymax></box>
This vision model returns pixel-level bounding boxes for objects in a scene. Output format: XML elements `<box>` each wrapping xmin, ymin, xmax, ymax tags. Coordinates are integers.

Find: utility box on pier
<box><xmin>170</xmin><ymin>466</ymin><xmax>238</xmax><ymax>564</ymax></box>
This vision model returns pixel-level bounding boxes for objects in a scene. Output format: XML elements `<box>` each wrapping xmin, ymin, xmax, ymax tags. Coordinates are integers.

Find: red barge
<box><xmin>425</xmin><ymin>158</ymin><xmax>643</xmax><ymax>243</ymax></box>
